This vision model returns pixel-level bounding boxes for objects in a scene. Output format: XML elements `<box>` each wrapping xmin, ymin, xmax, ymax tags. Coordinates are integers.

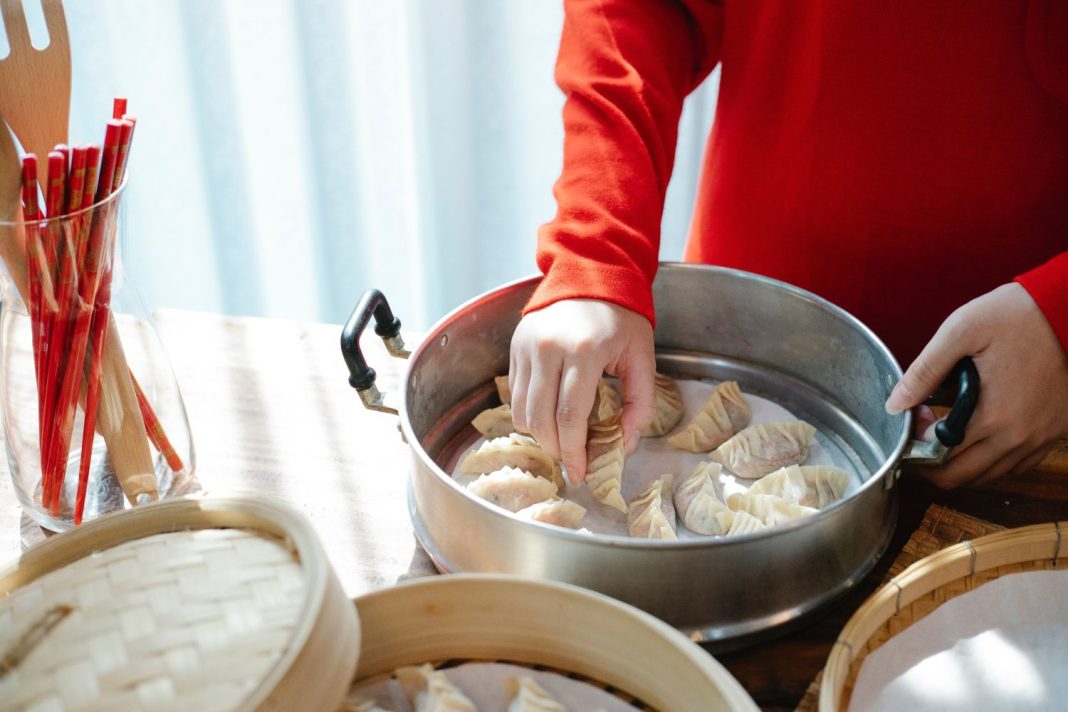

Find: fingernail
<box><xmin>885</xmin><ymin>384</ymin><xmax>905</xmax><ymax>415</ymax></box>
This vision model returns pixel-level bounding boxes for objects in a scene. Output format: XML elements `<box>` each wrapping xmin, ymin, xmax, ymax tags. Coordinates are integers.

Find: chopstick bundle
<box><xmin>12</xmin><ymin>99</ymin><xmax>186</xmax><ymax>522</ymax></box>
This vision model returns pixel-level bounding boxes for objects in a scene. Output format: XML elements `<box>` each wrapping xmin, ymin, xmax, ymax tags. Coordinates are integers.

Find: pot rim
<box><xmin>398</xmin><ymin>262</ymin><xmax>911</xmax><ymax>548</ymax></box>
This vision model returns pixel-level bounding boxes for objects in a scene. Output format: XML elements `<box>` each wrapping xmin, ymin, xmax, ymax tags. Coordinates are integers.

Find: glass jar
<box><xmin>0</xmin><ymin>180</ymin><xmax>196</xmax><ymax>531</ymax></box>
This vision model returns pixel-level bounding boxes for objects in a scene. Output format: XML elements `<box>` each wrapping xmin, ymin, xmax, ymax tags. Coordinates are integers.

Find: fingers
<box><xmin>919</xmin><ymin>437</ymin><xmax>999</xmax><ymax>489</ymax></box>
<box><xmin>616</xmin><ymin>339</ymin><xmax>656</xmax><ymax>454</ymax></box>
<box><xmin>525</xmin><ymin>356</ymin><xmax>563</xmax><ymax>459</ymax></box>
<box><xmin>886</xmin><ymin>310</ymin><xmax>977</xmax><ymax>415</ymax></box>
<box><xmin>556</xmin><ymin>362</ymin><xmax>599</xmax><ymax>483</ymax></box>
<box><xmin>912</xmin><ymin>405</ymin><xmax>938</xmax><ymax>439</ymax></box>
<box><xmin>509</xmin><ymin>356</ymin><xmax>531</xmax><ymax>434</ymax></box>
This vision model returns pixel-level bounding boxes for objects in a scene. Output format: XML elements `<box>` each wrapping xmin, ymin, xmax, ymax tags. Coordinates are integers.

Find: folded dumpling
<box><xmin>747</xmin><ymin>464</ymin><xmax>849</xmax><ymax>509</ymax></box>
<box><xmin>712</xmin><ymin>509</ymin><xmax>767</xmax><ymax>536</ymax></box>
<box><xmin>344</xmin><ymin>697</ymin><xmax>392</xmax><ymax>712</ymax></box>
<box><xmin>726</xmin><ymin>493</ymin><xmax>818</xmax><ymax>526</ymax></box>
<box><xmin>515</xmin><ymin>496</ymin><xmax>587</xmax><ymax>529</ymax></box>
<box><xmin>459</xmin><ymin>433</ymin><xmax>564</xmax><ymax>488</ymax></box>
<box><xmin>674</xmin><ymin>461</ymin><xmax>732</xmax><ymax>535</ymax></box>
<box><xmin>467</xmin><ymin>467</ymin><xmax>558</xmax><ymax>512</ymax></box>
<box><xmin>628</xmin><ymin>474</ymin><xmax>677</xmax><ymax>539</ymax></box>
<box><xmin>505</xmin><ymin>677</ymin><xmax>567</xmax><ymax>712</ymax></box>
<box><xmin>585</xmin><ymin>415</ymin><xmax>627</xmax><ymax>512</ymax></box>
<box><xmin>471</xmin><ymin>404</ymin><xmax>515</xmax><ymax>438</ymax></box>
<box><xmin>396</xmin><ymin>664</ymin><xmax>476</xmax><ymax>712</ymax></box>
<box><xmin>589</xmin><ymin>378</ymin><xmax>623</xmax><ymax>425</ymax></box>
<box><xmin>711</xmin><ymin>420</ymin><xmax>817</xmax><ymax>478</ymax></box>
<box><xmin>642</xmin><ymin>372</ymin><xmax>685</xmax><ymax>437</ymax></box>
<box><xmin>667</xmin><ymin>380</ymin><xmax>751</xmax><ymax>453</ymax></box>
<box><xmin>495</xmin><ymin>375</ymin><xmax>512</xmax><ymax>404</ymax></box>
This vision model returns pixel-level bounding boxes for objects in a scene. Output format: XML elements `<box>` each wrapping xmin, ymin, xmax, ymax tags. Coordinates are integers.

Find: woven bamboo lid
<box><xmin>349</xmin><ymin>574</ymin><xmax>759</xmax><ymax>711</ymax></box>
<box><xmin>0</xmin><ymin>495</ymin><xmax>359</xmax><ymax>711</ymax></box>
<box><xmin>820</xmin><ymin>521</ymin><xmax>1067</xmax><ymax>711</ymax></box>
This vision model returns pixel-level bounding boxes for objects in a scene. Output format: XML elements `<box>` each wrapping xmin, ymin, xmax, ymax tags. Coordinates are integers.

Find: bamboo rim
<box><xmin>819</xmin><ymin>521</ymin><xmax>1067</xmax><ymax>711</ymax></box>
<box><xmin>0</xmin><ymin>494</ymin><xmax>359</xmax><ymax>711</ymax></box>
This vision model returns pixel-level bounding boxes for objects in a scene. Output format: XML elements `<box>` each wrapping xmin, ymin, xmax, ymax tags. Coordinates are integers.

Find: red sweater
<box><xmin>526</xmin><ymin>0</ymin><xmax>1068</xmax><ymax>365</ymax></box>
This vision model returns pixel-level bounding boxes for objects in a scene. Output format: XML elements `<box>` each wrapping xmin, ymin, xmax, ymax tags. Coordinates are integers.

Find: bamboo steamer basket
<box><xmin>349</xmin><ymin>574</ymin><xmax>759</xmax><ymax>711</ymax></box>
<box><xmin>0</xmin><ymin>495</ymin><xmax>358</xmax><ymax>711</ymax></box>
<box><xmin>820</xmin><ymin>521</ymin><xmax>1068</xmax><ymax>711</ymax></box>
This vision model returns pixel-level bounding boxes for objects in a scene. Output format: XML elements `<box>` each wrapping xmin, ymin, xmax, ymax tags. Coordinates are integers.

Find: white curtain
<box><xmin>58</xmin><ymin>0</ymin><xmax>718</xmax><ymax>331</ymax></box>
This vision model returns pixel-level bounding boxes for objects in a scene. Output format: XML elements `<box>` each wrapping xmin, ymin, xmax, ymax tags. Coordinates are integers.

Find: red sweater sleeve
<box><xmin>523</xmin><ymin>0</ymin><xmax>723</xmax><ymax>326</ymax></box>
<box><xmin>1016</xmin><ymin>251</ymin><xmax>1068</xmax><ymax>355</ymax></box>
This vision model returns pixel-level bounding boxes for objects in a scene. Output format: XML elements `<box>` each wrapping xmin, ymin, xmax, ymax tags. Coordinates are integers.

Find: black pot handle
<box><xmin>902</xmin><ymin>357</ymin><xmax>981</xmax><ymax>465</ymax></box>
<box><xmin>340</xmin><ymin>289</ymin><xmax>410</xmax><ymax>414</ymax></box>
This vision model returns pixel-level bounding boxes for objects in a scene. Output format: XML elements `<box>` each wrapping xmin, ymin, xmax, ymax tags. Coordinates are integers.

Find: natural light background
<box><xmin>52</xmin><ymin>0</ymin><xmax>718</xmax><ymax>330</ymax></box>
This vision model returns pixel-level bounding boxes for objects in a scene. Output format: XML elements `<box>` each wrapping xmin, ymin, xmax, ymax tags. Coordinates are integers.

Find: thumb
<box><xmin>617</xmin><ymin>347</ymin><xmax>657</xmax><ymax>455</ymax></box>
<box><xmin>886</xmin><ymin>316</ymin><xmax>971</xmax><ymax>415</ymax></box>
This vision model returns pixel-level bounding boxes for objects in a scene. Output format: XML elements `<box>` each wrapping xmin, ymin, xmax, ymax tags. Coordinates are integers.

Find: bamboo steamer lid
<box><xmin>0</xmin><ymin>495</ymin><xmax>359</xmax><ymax>711</ymax></box>
<box><xmin>350</xmin><ymin>575</ymin><xmax>759</xmax><ymax>711</ymax></box>
<box><xmin>820</xmin><ymin>521</ymin><xmax>1067</xmax><ymax>711</ymax></box>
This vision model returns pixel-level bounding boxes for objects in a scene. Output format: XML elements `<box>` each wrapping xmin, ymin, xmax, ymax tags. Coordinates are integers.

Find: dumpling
<box><xmin>710</xmin><ymin>420</ymin><xmax>817</xmax><ymax>478</ymax></box>
<box><xmin>726</xmin><ymin>493</ymin><xmax>818</xmax><ymax>526</ymax></box>
<box><xmin>467</xmin><ymin>467</ymin><xmax>558</xmax><ymax>512</ymax></box>
<box><xmin>667</xmin><ymin>380</ymin><xmax>751</xmax><ymax>452</ymax></box>
<box><xmin>471</xmin><ymin>404</ymin><xmax>515</xmax><ymax>438</ymax></box>
<box><xmin>589</xmin><ymin>378</ymin><xmax>623</xmax><ymax>425</ymax></box>
<box><xmin>642</xmin><ymin>372</ymin><xmax>685</xmax><ymax>437</ymax></box>
<box><xmin>747</xmin><ymin>464</ymin><xmax>849</xmax><ymax>509</ymax></box>
<box><xmin>627</xmin><ymin>474</ymin><xmax>677</xmax><ymax>539</ymax></box>
<box><xmin>345</xmin><ymin>698</ymin><xmax>393</xmax><ymax>712</ymax></box>
<box><xmin>585</xmin><ymin>416</ymin><xmax>627</xmax><ymax>512</ymax></box>
<box><xmin>396</xmin><ymin>664</ymin><xmax>476</xmax><ymax>712</ymax></box>
<box><xmin>674</xmin><ymin>462</ymin><xmax>732</xmax><ymax>535</ymax></box>
<box><xmin>711</xmin><ymin>509</ymin><xmax>767</xmax><ymax>536</ymax></box>
<box><xmin>515</xmin><ymin>496</ymin><xmax>587</xmax><ymax>529</ymax></box>
<box><xmin>495</xmin><ymin>375</ymin><xmax>512</xmax><ymax>404</ymax></box>
<box><xmin>458</xmin><ymin>433</ymin><xmax>564</xmax><ymax>488</ymax></box>
<box><xmin>505</xmin><ymin>677</ymin><xmax>567</xmax><ymax>712</ymax></box>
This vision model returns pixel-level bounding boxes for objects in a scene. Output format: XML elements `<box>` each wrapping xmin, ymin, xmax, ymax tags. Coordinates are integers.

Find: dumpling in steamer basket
<box><xmin>471</xmin><ymin>404</ymin><xmax>515</xmax><ymax>438</ymax></box>
<box><xmin>458</xmin><ymin>433</ymin><xmax>564</xmax><ymax>488</ymax></box>
<box><xmin>674</xmin><ymin>461</ymin><xmax>732</xmax><ymax>535</ymax></box>
<box><xmin>466</xmin><ymin>467</ymin><xmax>558</xmax><ymax>512</ymax></box>
<box><xmin>627</xmin><ymin>474</ymin><xmax>677</xmax><ymax>539</ymax></box>
<box><xmin>505</xmin><ymin>676</ymin><xmax>567</xmax><ymax>712</ymax></box>
<box><xmin>589</xmin><ymin>378</ymin><xmax>623</xmax><ymax>425</ymax></box>
<box><xmin>585</xmin><ymin>415</ymin><xmax>627</xmax><ymax>512</ymax></box>
<box><xmin>396</xmin><ymin>663</ymin><xmax>477</xmax><ymax>712</ymax></box>
<box><xmin>667</xmin><ymin>380</ymin><xmax>751</xmax><ymax>452</ymax></box>
<box><xmin>514</xmin><ymin>496</ymin><xmax>587</xmax><ymax>529</ymax></box>
<box><xmin>710</xmin><ymin>420</ymin><xmax>817</xmax><ymax>478</ymax></box>
<box><xmin>495</xmin><ymin>375</ymin><xmax>512</xmax><ymax>404</ymax></box>
<box><xmin>711</xmin><ymin>509</ymin><xmax>767</xmax><ymax>537</ymax></box>
<box><xmin>642</xmin><ymin>372</ymin><xmax>685</xmax><ymax>437</ymax></box>
<box><xmin>747</xmin><ymin>464</ymin><xmax>849</xmax><ymax>509</ymax></box>
<box><xmin>726</xmin><ymin>492</ymin><xmax>818</xmax><ymax>527</ymax></box>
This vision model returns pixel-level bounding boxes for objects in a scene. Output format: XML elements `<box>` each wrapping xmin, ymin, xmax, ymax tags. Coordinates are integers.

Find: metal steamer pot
<box><xmin>341</xmin><ymin>264</ymin><xmax>978</xmax><ymax>644</ymax></box>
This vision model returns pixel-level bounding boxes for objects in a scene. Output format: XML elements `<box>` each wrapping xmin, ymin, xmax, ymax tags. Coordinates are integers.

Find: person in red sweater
<box><xmin>508</xmin><ymin>1</ymin><xmax>1068</xmax><ymax>489</ymax></box>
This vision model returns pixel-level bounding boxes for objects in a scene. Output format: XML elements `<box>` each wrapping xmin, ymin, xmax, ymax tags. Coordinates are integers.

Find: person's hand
<box><xmin>885</xmin><ymin>283</ymin><xmax>1068</xmax><ymax>488</ymax></box>
<box><xmin>509</xmin><ymin>298</ymin><xmax>656</xmax><ymax>483</ymax></box>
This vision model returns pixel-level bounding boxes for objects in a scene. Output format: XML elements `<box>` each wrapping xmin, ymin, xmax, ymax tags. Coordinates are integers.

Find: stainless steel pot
<box><xmin>341</xmin><ymin>264</ymin><xmax>977</xmax><ymax>644</ymax></box>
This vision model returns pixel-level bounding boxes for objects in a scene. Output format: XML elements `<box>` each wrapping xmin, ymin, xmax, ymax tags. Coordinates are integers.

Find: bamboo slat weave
<box><xmin>0</xmin><ymin>528</ymin><xmax>304</xmax><ymax>711</ymax></box>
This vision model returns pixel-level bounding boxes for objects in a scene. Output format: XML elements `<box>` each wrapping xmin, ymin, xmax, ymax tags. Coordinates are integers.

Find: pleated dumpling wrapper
<box><xmin>711</xmin><ymin>420</ymin><xmax>817</xmax><ymax>478</ymax></box>
<box><xmin>495</xmin><ymin>375</ymin><xmax>512</xmax><ymax>404</ymax></box>
<box><xmin>726</xmin><ymin>492</ymin><xmax>818</xmax><ymax>527</ymax></box>
<box><xmin>642</xmin><ymin>372</ymin><xmax>685</xmax><ymax>437</ymax></box>
<box><xmin>396</xmin><ymin>663</ymin><xmax>477</xmax><ymax>712</ymax></box>
<box><xmin>588</xmin><ymin>378</ymin><xmax>623</xmax><ymax>425</ymax></box>
<box><xmin>747</xmin><ymin>464</ymin><xmax>849</xmax><ymax>509</ymax></box>
<box><xmin>348</xmin><ymin>698</ymin><xmax>391</xmax><ymax>712</ymax></box>
<box><xmin>506</xmin><ymin>676</ymin><xmax>567</xmax><ymax>712</ymax></box>
<box><xmin>585</xmin><ymin>415</ymin><xmax>627</xmax><ymax>512</ymax></box>
<box><xmin>514</xmin><ymin>496</ymin><xmax>587</xmax><ymax>529</ymax></box>
<box><xmin>459</xmin><ymin>433</ymin><xmax>564</xmax><ymax>488</ymax></box>
<box><xmin>471</xmin><ymin>404</ymin><xmax>515</xmax><ymax>438</ymax></box>
<box><xmin>674</xmin><ymin>461</ymin><xmax>732</xmax><ymax>535</ymax></box>
<box><xmin>711</xmin><ymin>509</ymin><xmax>767</xmax><ymax>537</ymax></box>
<box><xmin>627</xmin><ymin>474</ymin><xmax>677</xmax><ymax>539</ymax></box>
<box><xmin>667</xmin><ymin>380</ymin><xmax>751</xmax><ymax>452</ymax></box>
<box><xmin>467</xmin><ymin>467</ymin><xmax>558</xmax><ymax>512</ymax></box>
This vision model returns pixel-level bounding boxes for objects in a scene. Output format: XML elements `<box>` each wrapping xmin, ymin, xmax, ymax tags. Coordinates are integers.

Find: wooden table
<box><xmin>1</xmin><ymin>309</ymin><xmax>1065</xmax><ymax>710</ymax></box>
